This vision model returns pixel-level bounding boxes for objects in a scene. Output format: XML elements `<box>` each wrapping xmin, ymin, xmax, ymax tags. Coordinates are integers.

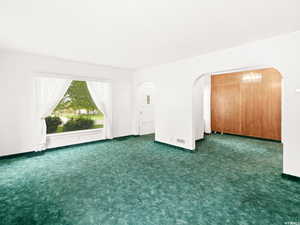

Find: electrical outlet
<box><xmin>176</xmin><ymin>138</ymin><xmax>185</xmax><ymax>144</ymax></box>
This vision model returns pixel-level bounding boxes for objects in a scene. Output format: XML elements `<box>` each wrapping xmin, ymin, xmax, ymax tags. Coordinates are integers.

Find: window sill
<box><xmin>46</xmin><ymin>128</ymin><xmax>105</xmax><ymax>149</ymax></box>
<box><xmin>46</xmin><ymin>128</ymin><xmax>104</xmax><ymax>137</ymax></box>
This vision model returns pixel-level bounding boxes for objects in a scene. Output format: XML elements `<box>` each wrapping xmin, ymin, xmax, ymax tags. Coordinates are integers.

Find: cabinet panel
<box><xmin>260</xmin><ymin>69</ymin><xmax>281</xmax><ymax>140</ymax></box>
<box><xmin>211</xmin><ymin>74</ymin><xmax>242</xmax><ymax>135</ymax></box>
<box><xmin>240</xmin><ymin>72</ymin><xmax>263</xmax><ymax>138</ymax></box>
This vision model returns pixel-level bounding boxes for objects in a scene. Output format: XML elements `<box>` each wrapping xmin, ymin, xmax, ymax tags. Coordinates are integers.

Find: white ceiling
<box><xmin>1</xmin><ymin>0</ymin><xmax>300</xmax><ymax>69</ymax></box>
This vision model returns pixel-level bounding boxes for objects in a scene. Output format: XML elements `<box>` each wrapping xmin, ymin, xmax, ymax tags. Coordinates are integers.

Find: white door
<box><xmin>139</xmin><ymin>83</ymin><xmax>155</xmax><ymax>135</ymax></box>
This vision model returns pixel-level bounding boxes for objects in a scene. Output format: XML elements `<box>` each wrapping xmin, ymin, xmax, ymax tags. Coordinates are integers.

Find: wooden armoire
<box><xmin>211</xmin><ymin>68</ymin><xmax>281</xmax><ymax>141</ymax></box>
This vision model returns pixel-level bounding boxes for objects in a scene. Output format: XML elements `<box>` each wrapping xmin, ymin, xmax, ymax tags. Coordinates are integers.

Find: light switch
<box><xmin>296</xmin><ymin>89</ymin><xmax>300</xmax><ymax>93</ymax></box>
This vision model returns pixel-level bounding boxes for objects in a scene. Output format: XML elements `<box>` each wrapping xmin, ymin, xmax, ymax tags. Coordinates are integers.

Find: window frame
<box><xmin>35</xmin><ymin>72</ymin><xmax>111</xmax><ymax>147</ymax></box>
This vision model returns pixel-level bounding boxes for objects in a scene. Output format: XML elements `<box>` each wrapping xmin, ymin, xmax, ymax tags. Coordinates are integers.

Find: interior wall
<box><xmin>134</xmin><ymin>31</ymin><xmax>300</xmax><ymax>177</ymax></box>
<box><xmin>193</xmin><ymin>76</ymin><xmax>205</xmax><ymax>141</ymax></box>
<box><xmin>193</xmin><ymin>74</ymin><xmax>211</xmax><ymax>141</ymax></box>
<box><xmin>0</xmin><ymin>50</ymin><xmax>135</xmax><ymax>157</ymax></box>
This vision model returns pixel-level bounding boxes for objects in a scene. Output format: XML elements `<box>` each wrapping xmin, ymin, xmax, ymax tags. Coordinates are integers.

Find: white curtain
<box><xmin>87</xmin><ymin>82</ymin><xmax>113</xmax><ymax>139</ymax></box>
<box><xmin>36</xmin><ymin>77</ymin><xmax>71</xmax><ymax>150</ymax></box>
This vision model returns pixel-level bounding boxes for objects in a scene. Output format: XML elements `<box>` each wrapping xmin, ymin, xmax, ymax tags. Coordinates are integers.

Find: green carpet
<box><xmin>0</xmin><ymin>134</ymin><xmax>299</xmax><ymax>225</ymax></box>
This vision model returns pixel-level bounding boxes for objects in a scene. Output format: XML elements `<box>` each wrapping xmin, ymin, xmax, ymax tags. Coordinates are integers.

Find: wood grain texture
<box><xmin>211</xmin><ymin>68</ymin><xmax>281</xmax><ymax>141</ymax></box>
<box><xmin>211</xmin><ymin>74</ymin><xmax>242</xmax><ymax>134</ymax></box>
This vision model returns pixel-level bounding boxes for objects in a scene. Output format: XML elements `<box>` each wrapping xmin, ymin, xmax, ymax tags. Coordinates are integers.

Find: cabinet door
<box><xmin>240</xmin><ymin>71</ymin><xmax>263</xmax><ymax>138</ymax></box>
<box><xmin>211</xmin><ymin>74</ymin><xmax>242</xmax><ymax>134</ymax></box>
<box><xmin>260</xmin><ymin>69</ymin><xmax>281</xmax><ymax>140</ymax></box>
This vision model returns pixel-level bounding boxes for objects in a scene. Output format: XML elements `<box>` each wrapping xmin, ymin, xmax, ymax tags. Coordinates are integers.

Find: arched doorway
<box><xmin>136</xmin><ymin>82</ymin><xmax>156</xmax><ymax>135</ymax></box>
<box><xmin>192</xmin><ymin>66</ymin><xmax>283</xmax><ymax>148</ymax></box>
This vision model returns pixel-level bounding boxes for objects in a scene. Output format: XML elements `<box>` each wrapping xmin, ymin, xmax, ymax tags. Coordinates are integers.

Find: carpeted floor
<box><xmin>0</xmin><ymin>134</ymin><xmax>299</xmax><ymax>225</ymax></box>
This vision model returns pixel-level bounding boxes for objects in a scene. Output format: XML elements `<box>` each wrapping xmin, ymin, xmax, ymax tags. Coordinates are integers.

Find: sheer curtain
<box><xmin>87</xmin><ymin>81</ymin><xmax>113</xmax><ymax>139</ymax></box>
<box><xmin>36</xmin><ymin>77</ymin><xmax>71</xmax><ymax>150</ymax></box>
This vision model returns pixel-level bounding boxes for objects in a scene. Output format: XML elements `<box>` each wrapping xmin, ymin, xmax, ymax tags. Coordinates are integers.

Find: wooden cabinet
<box><xmin>211</xmin><ymin>68</ymin><xmax>281</xmax><ymax>141</ymax></box>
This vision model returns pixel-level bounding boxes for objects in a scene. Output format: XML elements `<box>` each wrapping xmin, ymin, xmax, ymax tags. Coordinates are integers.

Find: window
<box><xmin>46</xmin><ymin>80</ymin><xmax>104</xmax><ymax>134</ymax></box>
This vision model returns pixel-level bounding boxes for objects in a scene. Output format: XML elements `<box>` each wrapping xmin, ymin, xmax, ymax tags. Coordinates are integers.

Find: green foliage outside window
<box><xmin>45</xmin><ymin>116</ymin><xmax>62</xmax><ymax>134</ymax></box>
<box><xmin>46</xmin><ymin>80</ymin><xmax>104</xmax><ymax>134</ymax></box>
<box><xmin>63</xmin><ymin>117</ymin><xmax>95</xmax><ymax>132</ymax></box>
<box><xmin>54</xmin><ymin>80</ymin><xmax>99</xmax><ymax>114</ymax></box>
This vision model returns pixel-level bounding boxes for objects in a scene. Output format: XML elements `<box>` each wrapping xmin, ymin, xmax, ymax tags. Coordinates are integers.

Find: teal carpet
<box><xmin>0</xmin><ymin>134</ymin><xmax>299</xmax><ymax>225</ymax></box>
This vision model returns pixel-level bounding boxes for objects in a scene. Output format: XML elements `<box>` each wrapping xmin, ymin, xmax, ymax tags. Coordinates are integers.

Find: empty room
<box><xmin>0</xmin><ymin>1</ymin><xmax>300</xmax><ymax>225</ymax></box>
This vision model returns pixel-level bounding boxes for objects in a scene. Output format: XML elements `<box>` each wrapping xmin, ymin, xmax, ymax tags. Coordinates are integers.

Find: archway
<box><xmin>192</xmin><ymin>66</ymin><xmax>283</xmax><ymax>149</ymax></box>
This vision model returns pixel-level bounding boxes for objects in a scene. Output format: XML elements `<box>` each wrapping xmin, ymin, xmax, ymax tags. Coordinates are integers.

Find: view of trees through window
<box><xmin>46</xmin><ymin>80</ymin><xmax>104</xmax><ymax>134</ymax></box>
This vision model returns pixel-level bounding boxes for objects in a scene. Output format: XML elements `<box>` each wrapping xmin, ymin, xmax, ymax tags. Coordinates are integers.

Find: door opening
<box><xmin>137</xmin><ymin>82</ymin><xmax>155</xmax><ymax>135</ymax></box>
<box><xmin>192</xmin><ymin>66</ymin><xmax>283</xmax><ymax>149</ymax></box>
<box><xmin>211</xmin><ymin>68</ymin><xmax>281</xmax><ymax>141</ymax></box>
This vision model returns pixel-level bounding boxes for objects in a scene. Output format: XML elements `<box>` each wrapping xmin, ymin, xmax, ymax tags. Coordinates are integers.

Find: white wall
<box><xmin>134</xmin><ymin>31</ymin><xmax>300</xmax><ymax>177</ymax></box>
<box><xmin>0</xmin><ymin>50</ymin><xmax>135</xmax><ymax>157</ymax></box>
<box><xmin>193</xmin><ymin>73</ymin><xmax>211</xmax><ymax>141</ymax></box>
<box><xmin>193</xmin><ymin>76</ymin><xmax>205</xmax><ymax>141</ymax></box>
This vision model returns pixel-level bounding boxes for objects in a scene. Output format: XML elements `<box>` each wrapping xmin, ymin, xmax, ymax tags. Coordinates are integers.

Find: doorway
<box><xmin>211</xmin><ymin>68</ymin><xmax>281</xmax><ymax>140</ymax></box>
<box><xmin>193</xmin><ymin>67</ymin><xmax>283</xmax><ymax>148</ymax></box>
<box><xmin>137</xmin><ymin>82</ymin><xmax>155</xmax><ymax>135</ymax></box>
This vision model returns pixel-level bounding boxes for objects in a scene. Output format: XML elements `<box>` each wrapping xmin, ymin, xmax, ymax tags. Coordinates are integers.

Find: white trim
<box><xmin>46</xmin><ymin>128</ymin><xmax>104</xmax><ymax>137</ymax></box>
<box><xmin>46</xmin><ymin>128</ymin><xmax>105</xmax><ymax>149</ymax></box>
<box><xmin>211</xmin><ymin>65</ymin><xmax>271</xmax><ymax>75</ymax></box>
